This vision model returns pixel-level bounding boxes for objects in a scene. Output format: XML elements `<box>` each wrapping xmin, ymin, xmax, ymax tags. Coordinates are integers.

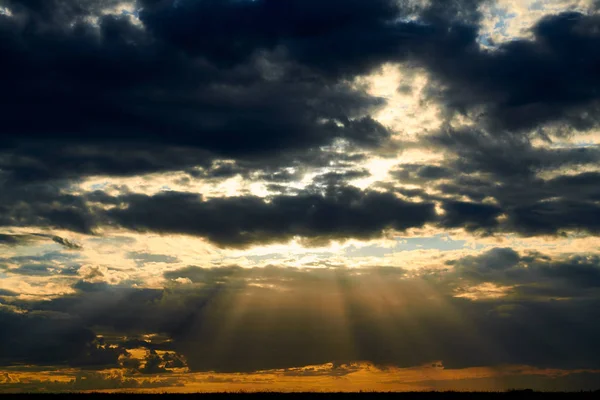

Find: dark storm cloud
<box><xmin>444</xmin><ymin>247</ymin><xmax>600</xmax><ymax>302</ymax></box>
<box><xmin>440</xmin><ymin>200</ymin><xmax>503</xmax><ymax>231</ymax></box>
<box><xmin>450</xmin><ymin>247</ymin><xmax>521</xmax><ymax>275</ymax></box>
<box><xmin>422</xmin><ymin>11</ymin><xmax>600</xmax><ymax>133</ymax></box>
<box><xmin>0</xmin><ymin>0</ymin><xmax>413</xmax><ymax>183</ymax></box>
<box><xmin>507</xmin><ymin>199</ymin><xmax>600</xmax><ymax>235</ymax></box>
<box><xmin>390</xmin><ymin>164</ymin><xmax>453</xmax><ymax>183</ymax></box>
<box><xmin>311</xmin><ymin>169</ymin><xmax>371</xmax><ymax>186</ymax></box>
<box><xmin>3</xmin><ymin>171</ymin><xmax>598</xmax><ymax>243</ymax></box>
<box><xmin>138</xmin><ymin>349</ymin><xmax>169</xmax><ymax>374</ymax></box>
<box><xmin>3</xmin><ymin>0</ymin><xmax>126</xmax><ymax>23</ymax></box>
<box><xmin>389</xmin><ymin>128</ymin><xmax>600</xmax><ymax>236</ymax></box>
<box><xmin>2</xmin><ymin>259</ymin><xmax>597</xmax><ymax>373</ymax></box>
<box><xmin>0</xmin><ymin>0</ymin><xmax>598</xmax><ymax>186</ymax></box>
<box><xmin>165</xmin><ymin>262</ymin><xmax>600</xmax><ymax>372</ymax></box>
<box><xmin>1</xmin><ymin>163</ymin><xmax>598</xmax><ymax>243</ymax></box>
<box><xmin>0</xmin><ymin>0</ymin><xmax>494</xmax><ymax>184</ymax></box>
<box><xmin>138</xmin><ymin>0</ymin><xmax>420</xmax><ymax>75</ymax></box>
<box><xmin>0</xmin><ymin>185</ymin><xmax>97</xmax><ymax>233</ymax></box>
<box><xmin>434</xmin><ymin>181</ymin><xmax>600</xmax><ymax>236</ymax></box>
<box><xmin>428</xmin><ymin>129</ymin><xmax>600</xmax><ymax>179</ymax></box>
<box><xmin>107</xmin><ymin>186</ymin><xmax>436</xmax><ymax>247</ymax></box>
<box><xmin>2</xmin><ymin>0</ymin><xmax>600</xmax><ymax>388</ymax></box>
<box><xmin>0</xmin><ymin>145</ymin><xmax>215</xmax><ymax>184</ymax></box>
<box><xmin>0</xmin><ymin>308</ymin><xmax>125</xmax><ymax>368</ymax></box>
<box><xmin>2</xmin><ymin>177</ymin><xmax>438</xmax><ymax>246</ymax></box>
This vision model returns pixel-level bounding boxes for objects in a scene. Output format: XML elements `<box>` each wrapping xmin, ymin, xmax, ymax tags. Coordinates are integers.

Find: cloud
<box><xmin>0</xmin><ymin>308</ymin><xmax>124</xmax><ymax>368</ymax></box>
<box><xmin>0</xmin><ymin>234</ymin><xmax>31</xmax><ymax>246</ymax></box>
<box><xmin>163</xmin><ymin>265</ymin><xmax>246</xmax><ymax>284</ymax></box>
<box><xmin>127</xmin><ymin>252</ymin><xmax>178</xmax><ymax>265</ymax></box>
<box><xmin>440</xmin><ymin>200</ymin><xmax>503</xmax><ymax>231</ymax></box>
<box><xmin>6</xmin><ymin>263</ymin><xmax>80</xmax><ymax>277</ymax></box>
<box><xmin>446</xmin><ymin>247</ymin><xmax>600</xmax><ymax>300</ymax></box>
<box><xmin>390</xmin><ymin>164</ymin><xmax>454</xmax><ymax>183</ymax></box>
<box><xmin>0</xmin><ymin>0</ymin><xmax>598</xmax><ymax>191</ymax></box>
<box><xmin>428</xmin><ymin>128</ymin><xmax>600</xmax><ymax>179</ymax></box>
<box><xmin>0</xmin><ymin>185</ymin><xmax>96</xmax><ymax>233</ymax></box>
<box><xmin>47</xmin><ymin>235</ymin><xmax>83</xmax><ymax>250</ymax></box>
<box><xmin>0</xmin><ymin>233</ymin><xmax>81</xmax><ymax>249</ymax></box>
<box><xmin>0</xmin><ymin>258</ymin><xmax>596</xmax><ymax>373</ymax></box>
<box><xmin>0</xmin><ymin>369</ymin><xmax>183</xmax><ymax>393</ymax></box>
<box><xmin>0</xmin><ymin>250</ymin><xmax>81</xmax><ymax>278</ymax></box>
<box><xmin>2</xmin><ymin>0</ymin><xmax>577</xmax><ymax>184</ymax></box>
<box><xmin>507</xmin><ymin>199</ymin><xmax>600</xmax><ymax>235</ymax></box>
<box><xmin>0</xmin><ymin>288</ymin><xmax>18</xmax><ymax>297</ymax></box>
<box><xmin>1</xmin><ymin>0</ymin><xmax>600</xmax><ymax>390</ymax></box>
<box><xmin>8</xmin><ymin>264</ymin><xmax>54</xmax><ymax>277</ymax></box>
<box><xmin>107</xmin><ymin>186</ymin><xmax>436</xmax><ymax>247</ymax></box>
<box><xmin>0</xmin><ymin>0</ymin><xmax>419</xmax><ymax>183</ymax></box>
<box><xmin>139</xmin><ymin>349</ymin><xmax>169</xmax><ymax>374</ymax></box>
<box><xmin>422</xmin><ymin>11</ymin><xmax>600</xmax><ymax>133</ymax></box>
<box><xmin>451</xmin><ymin>247</ymin><xmax>521</xmax><ymax>273</ymax></box>
<box><xmin>388</xmin><ymin>128</ymin><xmax>600</xmax><ymax>236</ymax></box>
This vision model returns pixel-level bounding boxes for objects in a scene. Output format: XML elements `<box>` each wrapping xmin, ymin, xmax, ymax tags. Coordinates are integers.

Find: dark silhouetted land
<box><xmin>2</xmin><ymin>391</ymin><xmax>600</xmax><ymax>399</ymax></box>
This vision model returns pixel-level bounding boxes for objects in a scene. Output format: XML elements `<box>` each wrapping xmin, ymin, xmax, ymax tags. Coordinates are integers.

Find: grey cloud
<box><xmin>0</xmin><ymin>185</ymin><xmax>97</xmax><ymax>234</ymax></box>
<box><xmin>428</xmin><ymin>129</ymin><xmax>600</xmax><ymax>179</ymax></box>
<box><xmin>423</xmin><ymin>12</ymin><xmax>600</xmax><ymax>133</ymax></box>
<box><xmin>47</xmin><ymin>235</ymin><xmax>83</xmax><ymax>250</ymax></box>
<box><xmin>400</xmin><ymin>128</ymin><xmax>600</xmax><ymax>236</ymax></box>
<box><xmin>1</xmin><ymin>0</ymin><xmax>574</xmax><ymax>185</ymax></box>
<box><xmin>9</xmin><ymin>264</ymin><xmax>54</xmax><ymax>277</ymax></box>
<box><xmin>0</xmin><ymin>260</ymin><xmax>595</xmax><ymax>373</ymax></box>
<box><xmin>0</xmin><ymin>289</ymin><xmax>18</xmax><ymax>297</ymax></box>
<box><xmin>0</xmin><ymin>308</ymin><xmax>124</xmax><ymax>368</ymax></box>
<box><xmin>0</xmin><ymin>233</ymin><xmax>82</xmax><ymax>249</ymax></box>
<box><xmin>0</xmin><ymin>369</ymin><xmax>183</xmax><ymax>393</ymax></box>
<box><xmin>107</xmin><ymin>186</ymin><xmax>436</xmax><ymax>248</ymax></box>
<box><xmin>0</xmin><ymin>0</ymin><xmax>411</xmax><ymax>184</ymax></box>
<box><xmin>127</xmin><ymin>252</ymin><xmax>179</xmax><ymax>265</ymax></box>
<box><xmin>440</xmin><ymin>200</ymin><xmax>503</xmax><ymax>232</ymax></box>
<box><xmin>447</xmin><ymin>247</ymin><xmax>600</xmax><ymax>300</ymax></box>
<box><xmin>0</xmin><ymin>234</ymin><xmax>31</xmax><ymax>246</ymax></box>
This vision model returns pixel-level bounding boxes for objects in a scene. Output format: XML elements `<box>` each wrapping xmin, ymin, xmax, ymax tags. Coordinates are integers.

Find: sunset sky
<box><xmin>2</xmin><ymin>0</ymin><xmax>600</xmax><ymax>393</ymax></box>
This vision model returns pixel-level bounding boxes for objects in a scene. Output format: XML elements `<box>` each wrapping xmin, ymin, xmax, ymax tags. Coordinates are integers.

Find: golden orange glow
<box><xmin>3</xmin><ymin>362</ymin><xmax>599</xmax><ymax>393</ymax></box>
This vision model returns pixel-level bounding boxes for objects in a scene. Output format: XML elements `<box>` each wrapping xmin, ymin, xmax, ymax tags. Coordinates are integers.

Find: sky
<box><xmin>1</xmin><ymin>0</ymin><xmax>600</xmax><ymax>393</ymax></box>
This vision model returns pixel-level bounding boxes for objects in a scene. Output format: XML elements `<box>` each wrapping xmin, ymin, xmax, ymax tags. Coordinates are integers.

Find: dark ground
<box><xmin>1</xmin><ymin>391</ymin><xmax>600</xmax><ymax>399</ymax></box>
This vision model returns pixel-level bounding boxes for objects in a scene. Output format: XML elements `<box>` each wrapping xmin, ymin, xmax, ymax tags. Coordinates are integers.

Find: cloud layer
<box><xmin>1</xmin><ymin>0</ymin><xmax>600</xmax><ymax>392</ymax></box>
